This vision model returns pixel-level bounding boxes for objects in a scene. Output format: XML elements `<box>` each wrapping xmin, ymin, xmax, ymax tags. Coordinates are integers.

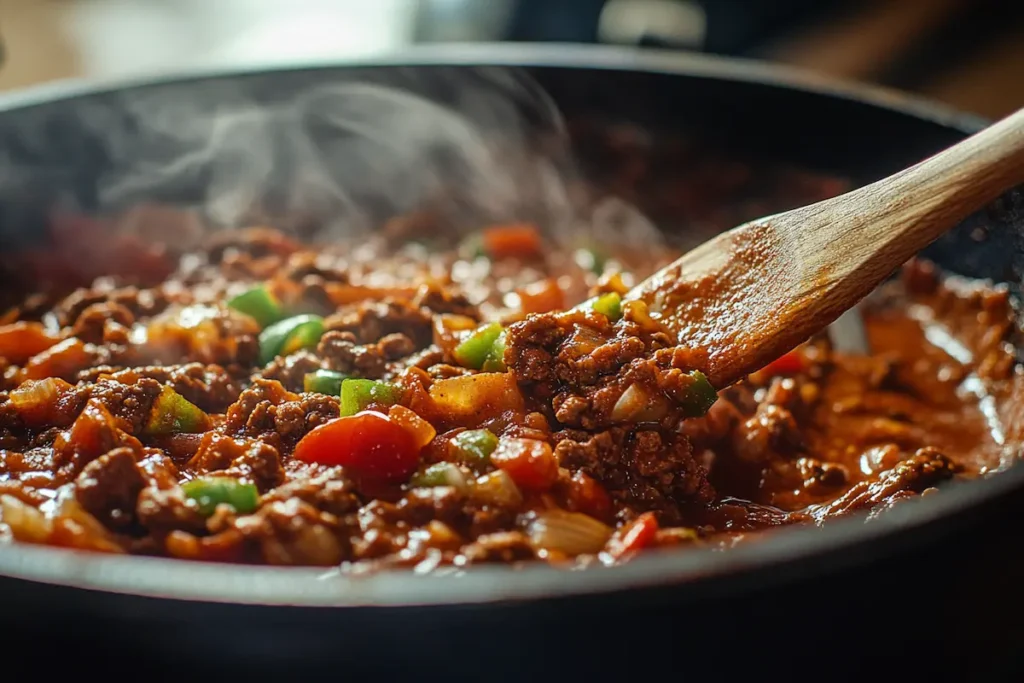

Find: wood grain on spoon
<box><xmin>627</xmin><ymin>106</ymin><xmax>1024</xmax><ymax>389</ymax></box>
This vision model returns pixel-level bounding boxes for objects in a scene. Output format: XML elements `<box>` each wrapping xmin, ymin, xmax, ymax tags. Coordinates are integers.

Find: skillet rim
<box><xmin>0</xmin><ymin>42</ymin><xmax>1015</xmax><ymax>607</ymax></box>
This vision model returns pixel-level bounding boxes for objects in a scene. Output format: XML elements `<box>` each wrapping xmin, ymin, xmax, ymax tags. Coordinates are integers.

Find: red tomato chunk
<box><xmin>490</xmin><ymin>437</ymin><xmax>559</xmax><ymax>492</ymax></box>
<box><xmin>292</xmin><ymin>411</ymin><xmax>422</xmax><ymax>484</ymax></box>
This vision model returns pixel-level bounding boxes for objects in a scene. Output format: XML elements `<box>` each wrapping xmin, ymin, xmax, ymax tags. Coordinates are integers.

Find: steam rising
<box><xmin>81</xmin><ymin>66</ymin><xmax>638</xmax><ymax>246</ymax></box>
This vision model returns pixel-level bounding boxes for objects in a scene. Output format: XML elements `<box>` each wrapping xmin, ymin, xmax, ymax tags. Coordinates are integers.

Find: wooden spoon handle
<box><xmin>805</xmin><ymin>106</ymin><xmax>1024</xmax><ymax>291</ymax></box>
<box><xmin>631</xmin><ymin>107</ymin><xmax>1024</xmax><ymax>390</ymax></box>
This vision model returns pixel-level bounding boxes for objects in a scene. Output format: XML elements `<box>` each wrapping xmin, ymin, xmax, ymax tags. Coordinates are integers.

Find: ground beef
<box><xmin>86</xmin><ymin>377</ymin><xmax>163</xmax><ymax>433</ymax></box>
<box><xmin>234</xmin><ymin>498</ymin><xmax>348</xmax><ymax>566</ymax></box>
<box><xmin>260</xmin><ymin>351</ymin><xmax>323</xmax><ymax>392</ymax></box>
<box><xmin>71</xmin><ymin>302</ymin><xmax>135</xmax><ymax>344</ymax></box>
<box><xmin>554</xmin><ymin>426</ymin><xmax>714</xmax><ymax>524</ymax></box>
<box><xmin>74</xmin><ymin>446</ymin><xmax>146</xmax><ymax>531</ymax></box>
<box><xmin>80</xmin><ymin>364</ymin><xmax>243</xmax><ymax>413</ymax></box>
<box><xmin>323</xmin><ymin>299</ymin><xmax>433</xmax><ymax>347</ymax></box>
<box><xmin>412</xmin><ymin>284</ymin><xmax>480</xmax><ymax>319</ymax></box>
<box><xmin>135</xmin><ymin>484</ymin><xmax>207</xmax><ymax>535</ymax></box>
<box><xmin>187</xmin><ymin>433</ymin><xmax>284</xmax><ymax>492</ymax></box>
<box><xmin>221</xmin><ymin>380</ymin><xmax>338</xmax><ymax>453</ymax></box>
<box><xmin>263</xmin><ymin>466</ymin><xmax>362</xmax><ymax>517</ymax></box>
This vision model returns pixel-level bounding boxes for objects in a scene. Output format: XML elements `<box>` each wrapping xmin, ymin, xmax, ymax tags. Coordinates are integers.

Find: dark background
<box><xmin>2</xmin><ymin>0</ymin><xmax>1023</xmax><ymax>119</ymax></box>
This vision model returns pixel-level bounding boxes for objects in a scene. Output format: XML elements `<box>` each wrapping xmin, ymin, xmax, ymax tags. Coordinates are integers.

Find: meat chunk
<box><xmin>234</xmin><ymin>498</ymin><xmax>348</xmax><ymax>566</ymax></box>
<box><xmin>262</xmin><ymin>465</ymin><xmax>361</xmax><ymax>517</ymax></box>
<box><xmin>78</xmin><ymin>363</ymin><xmax>242</xmax><ymax>413</ymax></box>
<box><xmin>188</xmin><ymin>432</ymin><xmax>285</xmax><ymax>492</ymax></box>
<box><xmin>323</xmin><ymin>299</ymin><xmax>433</xmax><ymax>347</ymax></box>
<box><xmin>260</xmin><ymin>351</ymin><xmax>322</xmax><ymax>393</ymax></box>
<box><xmin>74</xmin><ymin>447</ymin><xmax>146</xmax><ymax>530</ymax></box>
<box><xmin>554</xmin><ymin>426</ymin><xmax>714</xmax><ymax>524</ymax></box>
<box><xmin>136</xmin><ymin>485</ymin><xmax>207</xmax><ymax>534</ymax></box>
<box><xmin>87</xmin><ymin>378</ymin><xmax>163</xmax><ymax>433</ymax></box>
<box><xmin>223</xmin><ymin>379</ymin><xmax>339</xmax><ymax>452</ymax></box>
<box><xmin>505</xmin><ymin>308</ymin><xmax>712</xmax><ymax>430</ymax></box>
<box><xmin>71</xmin><ymin>302</ymin><xmax>135</xmax><ymax>344</ymax></box>
<box><xmin>813</xmin><ymin>447</ymin><xmax>960</xmax><ymax>520</ymax></box>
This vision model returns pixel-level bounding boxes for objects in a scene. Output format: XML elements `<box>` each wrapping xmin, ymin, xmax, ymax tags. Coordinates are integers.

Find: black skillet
<box><xmin>0</xmin><ymin>44</ymin><xmax>1022</xmax><ymax>681</ymax></box>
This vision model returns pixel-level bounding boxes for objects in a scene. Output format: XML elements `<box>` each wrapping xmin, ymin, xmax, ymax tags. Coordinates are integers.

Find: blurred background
<box><xmin>0</xmin><ymin>0</ymin><xmax>1022</xmax><ymax>119</ymax></box>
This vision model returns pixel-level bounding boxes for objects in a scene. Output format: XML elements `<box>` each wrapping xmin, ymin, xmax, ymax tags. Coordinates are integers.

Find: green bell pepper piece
<box><xmin>454</xmin><ymin>323</ymin><xmax>504</xmax><ymax>370</ymax></box>
<box><xmin>450</xmin><ymin>428</ymin><xmax>499</xmax><ymax>467</ymax></box>
<box><xmin>182</xmin><ymin>476</ymin><xmax>259</xmax><ymax>517</ymax></box>
<box><xmin>592</xmin><ymin>292</ymin><xmax>622</xmax><ymax>321</ymax></box>
<box><xmin>340</xmin><ymin>378</ymin><xmax>399</xmax><ymax>417</ymax></box>
<box><xmin>227</xmin><ymin>285</ymin><xmax>282</xmax><ymax>328</ymax></box>
<box><xmin>303</xmin><ymin>369</ymin><xmax>348</xmax><ymax>395</ymax></box>
<box><xmin>258</xmin><ymin>314</ymin><xmax>325</xmax><ymax>365</ymax></box>
<box><xmin>679</xmin><ymin>370</ymin><xmax>718</xmax><ymax>417</ymax></box>
<box><xmin>143</xmin><ymin>386</ymin><xmax>209</xmax><ymax>435</ymax></box>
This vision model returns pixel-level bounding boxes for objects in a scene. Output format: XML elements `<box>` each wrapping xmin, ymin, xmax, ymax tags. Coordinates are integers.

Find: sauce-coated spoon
<box><xmin>627</xmin><ymin>106</ymin><xmax>1024</xmax><ymax>389</ymax></box>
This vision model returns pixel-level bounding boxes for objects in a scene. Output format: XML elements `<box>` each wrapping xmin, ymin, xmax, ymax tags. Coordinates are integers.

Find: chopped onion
<box><xmin>610</xmin><ymin>383</ymin><xmax>669</xmax><ymax>423</ymax></box>
<box><xmin>0</xmin><ymin>494</ymin><xmax>52</xmax><ymax>543</ymax></box>
<box><xmin>610</xmin><ymin>383</ymin><xmax>645</xmax><ymax>421</ymax></box>
<box><xmin>472</xmin><ymin>470</ymin><xmax>523</xmax><ymax>508</ymax></box>
<box><xmin>9</xmin><ymin>377</ymin><xmax>72</xmax><ymax>419</ymax></box>
<box><xmin>429</xmin><ymin>373</ymin><xmax>525</xmax><ymax>423</ymax></box>
<box><xmin>527</xmin><ymin>509</ymin><xmax>613</xmax><ymax>556</ymax></box>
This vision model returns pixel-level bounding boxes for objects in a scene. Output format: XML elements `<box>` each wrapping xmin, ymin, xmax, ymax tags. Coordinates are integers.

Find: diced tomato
<box><xmin>761</xmin><ymin>350</ymin><xmax>805</xmax><ymax>376</ymax></box>
<box><xmin>482</xmin><ymin>223</ymin><xmax>543</xmax><ymax>260</ymax></box>
<box><xmin>388</xmin><ymin>405</ymin><xmax>437</xmax><ymax>449</ymax></box>
<box><xmin>516</xmin><ymin>278</ymin><xmax>565</xmax><ymax>314</ymax></box>
<box><xmin>292</xmin><ymin>411</ymin><xmax>421</xmax><ymax>484</ymax></box>
<box><xmin>606</xmin><ymin>512</ymin><xmax>659</xmax><ymax>559</ymax></box>
<box><xmin>0</xmin><ymin>322</ymin><xmax>61</xmax><ymax>365</ymax></box>
<box><xmin>568</xmin><ymin>470</ymin><xmax>612</xmax><ymax>522</ymax></box>
<box><xmin>324</xmin><ymin>283</ymin><xmax>419</xmax><ymax>307</ymax></box>
<box><xmin>490</xmin><ymin>437</ymin><xmax>558</xmax><ymax>492</ymax></box>
<box><xmin>21</xmin><ymin>338</ymin><xmax>96</xmax><ymax>382</ymax></box>
<box><xmin>54</xmin><ymin>400</ymin><xmax>121</xmax><ymax>464</ymax></box>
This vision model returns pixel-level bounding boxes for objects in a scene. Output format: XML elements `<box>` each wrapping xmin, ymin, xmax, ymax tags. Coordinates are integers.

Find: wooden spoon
<box><xmin>626</xmin><ymin>106</ymin><xmax>1024</xmax><ymax>389</ymax></box>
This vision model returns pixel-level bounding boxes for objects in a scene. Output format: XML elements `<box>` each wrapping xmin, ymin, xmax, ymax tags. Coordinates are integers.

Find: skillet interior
<box><xmin>0</xmin><ymin>44</ymin><xmax>1022</xmax><ymax>678</ymax></box>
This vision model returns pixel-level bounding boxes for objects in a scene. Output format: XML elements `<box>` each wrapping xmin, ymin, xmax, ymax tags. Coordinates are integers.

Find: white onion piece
<box><xmin>0</xmin><ymin>494</ymin><xmax>52</xmax><ymax>543</ymax></box>
<box><xmin>472</xmin><ymin>470</ymin><xmax>523</xmax><ymax>508</ymax></box>
<box><xmin>9</xmin><ymin>378</ymin><xmax>67</xmax><ymax>412</ymax></box>
<box><xmin>527</xmin><ymin>509</ymin><xmax>613</xmax><ymax>556</ymax></box>
<box><xmin>610</xmin><ymin>383</ymin><xmax>646</xmax><ymax>421</ymax></box>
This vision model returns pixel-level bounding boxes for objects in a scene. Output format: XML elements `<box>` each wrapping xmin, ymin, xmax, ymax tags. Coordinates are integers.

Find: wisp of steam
<box><xmin>50</xmin><ymin>65</ymin><xmax>667</xmax><ymax>251</ymax></box>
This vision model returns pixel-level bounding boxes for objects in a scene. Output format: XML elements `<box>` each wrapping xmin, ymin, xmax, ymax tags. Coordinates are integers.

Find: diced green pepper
<box><xmin>304</xmin><ymin>369</ymin><xmax>348</xmax><ymax>395</ymax></box>
<box><xmin>340</xmin><ymin>378</ymin><xmax>399</xmax><ymax>417</ymax></box>
<box><xmin>227</xmin><ymin>285</ymin><xmax>282</xmax><ymax>328</ymax></box>
<box><xmin>679</xmin><ymin>370</ymin><xmax>718</xmax><ymax>417</ymax></box>
<box><xmin>143</xmin><ymin>386</ymin><xmax>209</xmax><ymax>435</ymax></box>
<box><xmin>258</xmin><ymin>314</ymin><xmax>325</xmax><ymax>365</ymax></box>
<box><xmin>280</xmin><ymin>318</ymin><xmax>324</xmax><ymax>355</ymax></box>
<box><xmin>182</xmin><ymin>476</ymin><xmax>259</xmax><ymax>516</ymax></box>
<box><xmin>451</xmin><ymin>428</ymin><xmax>499</xmax><ymax>467</ymax></box>
<box><xmin>592</xmin><ymin>292</ymin><xmax>622</xmax><ymax>321</ymax></box>
<box><xmin>480</xmin><ymin>330</ymin><xmax>507</xmax><ymax>372</ymax></box>
<box><xmin>410</xmin><ymin>462</ymin><xmax>467</xmax><ymax>490</ymax></box>
<box><xmin>454</xmin><ymin>322</ymin><xmax>504</xmax><ymax>370</ymax></box>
